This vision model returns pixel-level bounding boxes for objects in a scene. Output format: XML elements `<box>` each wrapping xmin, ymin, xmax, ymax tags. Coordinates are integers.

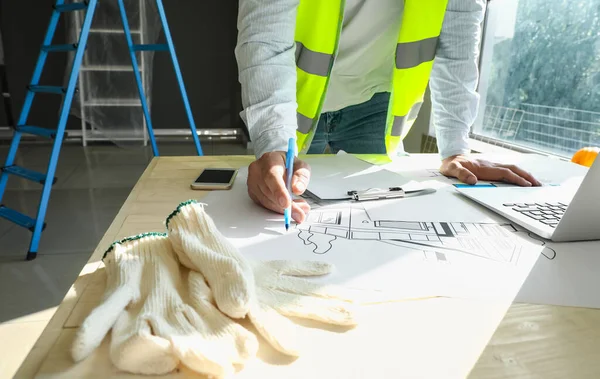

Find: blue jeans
<box><xmin>307</xmin><ymin>92</ymin><xmax>390</xmax><ymax>154</ymax></box>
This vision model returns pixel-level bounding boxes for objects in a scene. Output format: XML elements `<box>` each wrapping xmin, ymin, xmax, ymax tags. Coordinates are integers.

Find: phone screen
<box><xmin>195</xmin><ymin>169</ymin><xmax>236</xmax><ymax>184</ymax></box>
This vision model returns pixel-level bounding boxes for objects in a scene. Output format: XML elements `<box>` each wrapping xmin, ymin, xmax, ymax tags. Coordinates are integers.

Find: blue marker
<box><xmin>284</xmin><ymin>137</ymin><xmax>295</xmax><ymax>231</ymax></box>
<box><xmin>453</xmin><ymin>183</ymin><xmax>497</xmax><ymax>188</ymax></box>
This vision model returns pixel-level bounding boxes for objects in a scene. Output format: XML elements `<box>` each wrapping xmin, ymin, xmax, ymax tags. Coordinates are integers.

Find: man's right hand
<box><xmin>247</xmin><ymin>151</ymin><xmax>312</xmax><ymax>223</ymax></box>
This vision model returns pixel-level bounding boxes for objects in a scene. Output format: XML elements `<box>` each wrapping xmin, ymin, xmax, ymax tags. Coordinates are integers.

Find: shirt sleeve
<box><xmin>429</xmin><ymin>0</ymin><xmax>486</xmax><ymax>160</ymax></box>
<box><xmin>235</xmin><ymin>0</ymin><xmax>300</xmax><ymax>158</ymax></box>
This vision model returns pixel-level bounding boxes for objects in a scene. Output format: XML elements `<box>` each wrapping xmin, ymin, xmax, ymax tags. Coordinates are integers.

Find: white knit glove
<box><xmin>166</xmin><ymin>200</ymin><xmax>255</xmax><ymax>319</ymax></box>
<box><xmin>245</xmin><ymin>259</ymin><xmax>356</xmax><ymax>355</ymax></box>
<box><xmin>71</xmin><ymin>233</ymin><xmax>258</xmax><ymax>377</ymax></box>
<box><xmin>166</xmin><ymin>200</ymin><xmax>358</xmax><ymax>356</ymax></box>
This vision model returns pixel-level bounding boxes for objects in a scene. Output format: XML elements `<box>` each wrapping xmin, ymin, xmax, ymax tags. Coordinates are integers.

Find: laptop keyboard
<box><xmin>502</xmin><ymin>202</ymin><xmax>569</xmax><ymax>228</ymax></box>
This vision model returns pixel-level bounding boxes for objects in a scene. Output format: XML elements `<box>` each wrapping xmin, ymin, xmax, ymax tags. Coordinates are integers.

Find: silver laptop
<box><xmin>455</xmin><ymin>157</ymin><xmax>600</xmax><ymax>242</ymax></box>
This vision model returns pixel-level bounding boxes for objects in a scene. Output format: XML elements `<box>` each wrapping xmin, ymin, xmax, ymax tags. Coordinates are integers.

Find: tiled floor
<box><xmin>0</xmin><ymin>139</ymin><xmax>248</xmax><ymax>377</ymax></box>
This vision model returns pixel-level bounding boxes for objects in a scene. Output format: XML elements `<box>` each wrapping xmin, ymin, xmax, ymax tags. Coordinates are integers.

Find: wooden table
<box><xmin>14</xmin><ymin>155</ymin><xmax>600</xmax><ymax>378</ymax></box>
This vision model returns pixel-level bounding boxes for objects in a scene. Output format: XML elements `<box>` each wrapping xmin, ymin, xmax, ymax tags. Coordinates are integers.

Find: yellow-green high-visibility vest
<box><xmin>294</xmin><ymin>0</ymin><xmax>449</xmax><ymax>157</ymax></box>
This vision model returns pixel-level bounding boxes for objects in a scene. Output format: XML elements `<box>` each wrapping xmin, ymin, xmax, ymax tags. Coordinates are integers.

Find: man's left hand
<box><xmin>440</xmin><ymin>155</ymin><xmax>542</xmax><ymax>187</ymax></box>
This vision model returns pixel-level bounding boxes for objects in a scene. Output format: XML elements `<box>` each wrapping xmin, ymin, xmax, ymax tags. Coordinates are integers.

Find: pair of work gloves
<box><xmin>71</xmin><ymin>200</ymin><xmax>358</xmax><ymax>377</ymax></box>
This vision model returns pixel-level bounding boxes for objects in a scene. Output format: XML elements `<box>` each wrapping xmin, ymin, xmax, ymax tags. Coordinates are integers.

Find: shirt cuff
<box><xmin>253</xmin><ymin>126</ymin><xmax>297</xmax><ymax>159</ymax></box>
<box><xmin>436</xmin><ymin>130</ymin><xmax>472</xmax><ymax>160</ymax></box>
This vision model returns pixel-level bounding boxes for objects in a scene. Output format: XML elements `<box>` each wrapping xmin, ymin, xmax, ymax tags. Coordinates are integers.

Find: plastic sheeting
<box><xmin>0</xmin><ymin>27</ymin><xmax>4</xmax><ymax>65</ymax></box>
<box><xmin>66</xmin><ymin>0</ymin><xmax>161</xmax><ymax>145</ymax></box>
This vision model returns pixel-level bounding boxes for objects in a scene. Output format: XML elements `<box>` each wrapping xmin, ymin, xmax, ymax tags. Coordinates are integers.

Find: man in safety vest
<box><xmin>235</xmin><ymin>0</ymin><xmax>541</xmax><ymax>223</ymax></box>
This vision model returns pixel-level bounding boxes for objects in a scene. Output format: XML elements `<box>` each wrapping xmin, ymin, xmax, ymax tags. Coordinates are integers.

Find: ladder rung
<box><xmin>84</xmin><ymin>98</ymin><xmax>142</xmax><ymax>107</ymax></box>
<box><xmin>54</xmin><ymin>3</ymin><xmax>88</xmax><ymax>12</ymax></box>
<box><xmin>42</xmin><ymin>44</ymin><xmax>78</xmax><ymax>52</ymax></box>
<box><xmin>1</xmin><ymin>165</ymin><xmax>57</xmax><ymax>185</ymax></box>
<box><xmin>28</xmin><ymin>85</ymin><xmax>66</xmax><ymax>94</ymax></box>
<box><xmin>0</xmin><ymin>205</ymin><xmax>46</xmax><ymax>232</ymax></box>
<box><xmin>89</xmin><ymin>28</ymin><xmax>142</xmax><ymax>34</ymax></box>
<box><xmin>131</xmin><ymin>44</ymin><xmax>168</xmax><ymax>52</ymax></box>
<box><xmin>81</xmin><ymin>65</ymin><xmax>140</xmax><ymax>72</ymax></box>
<box><xmin>16</xmin><ymin>125</ymin><xmax>57</xmax><ymax>139</ymax></box>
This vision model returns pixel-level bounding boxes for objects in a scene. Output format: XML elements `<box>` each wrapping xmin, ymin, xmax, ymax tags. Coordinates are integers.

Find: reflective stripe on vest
<box><xmin>295</xmin><ymin>0</ymin><xmax>448</xmax><ymax>156</ymax></box>
<box><xmin>297</xmin><ymin>112</ymin><xmax>314</xmax><ymax>134</ymax></box>
<box><xmin>385</xmin><ymin>0</ymin><xmax>448</xmax><ymax>156</ymax></box>
<box><xmin>391</xmin><ymin>102</ymin><xmax>423</xmax><ymax>137</ymax></box>
<box><xmin>295</xmin><ymin>42</ymin><xmax>332</xmax><ymax>76</ymax></box>
<box><xmin>395</xmin><ymin>37</ymin><xmax>440</xmax><ymax>69</ymax></box>
<box><xmin>294</xmin><ymin>0</ymin><xmax>344</xmax><ymax>152</ymax></box>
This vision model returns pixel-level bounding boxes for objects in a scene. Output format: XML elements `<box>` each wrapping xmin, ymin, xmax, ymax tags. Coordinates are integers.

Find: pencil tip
<box><xmin>285</xmin><ymin>225</ymin><xmax>289</xmax><ymax>231</ymax></box>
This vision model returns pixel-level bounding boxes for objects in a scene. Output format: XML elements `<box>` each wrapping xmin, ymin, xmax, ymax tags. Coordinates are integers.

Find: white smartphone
<box><xmin>190</xmin><ymin>168</ymin><xmax>238</xmax><ymax>190</ymax></box>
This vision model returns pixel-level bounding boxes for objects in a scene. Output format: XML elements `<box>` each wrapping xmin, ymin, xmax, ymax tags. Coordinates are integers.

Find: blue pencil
<box><xmin>284</xmin><ymin>137</ymin><xmax>295</xmax><ymax>231</ymax></box>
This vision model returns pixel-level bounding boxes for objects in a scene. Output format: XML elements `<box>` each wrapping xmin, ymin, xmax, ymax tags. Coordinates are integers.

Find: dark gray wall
<box><xmin>0</xmin><ymin>2</ymin><xmax>75</xmax><ymax>129</ymax></box>
<box><xmin>0</xmin><ymin>1</ymin><xmax>243</xmax><ymax>133</ymax></box>
<box><xmin>152</xmin><ymin>0</ymin><xmax>242</xmax><ymax>131</ymax></box>
<box><xmin>403</xmin><ymin>88</ymin><xmax>432</xmax><ymax>154</ymax></box>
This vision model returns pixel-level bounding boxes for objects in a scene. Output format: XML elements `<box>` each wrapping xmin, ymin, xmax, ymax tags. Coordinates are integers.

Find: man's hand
<box><xmin>440</xmin><ymin>155</ymin><xmax>542</xmax><ymax>187</ymax></box>
<box><xmin>247</xmin><ymin>151</ymin><xmax>312</xmax><ymax>223</ymax></box>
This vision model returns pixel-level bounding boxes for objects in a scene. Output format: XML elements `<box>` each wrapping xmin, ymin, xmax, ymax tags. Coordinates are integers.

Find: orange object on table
<box><xmin>571</xmin><ymin>147</ymin><xmax>599</xmax><ymax>167</ymax></box>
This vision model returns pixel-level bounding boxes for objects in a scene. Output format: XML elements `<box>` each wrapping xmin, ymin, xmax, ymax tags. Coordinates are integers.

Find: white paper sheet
<box><xmin>374</xmin><ymin>153</ymin><xmax>588</xmax><ymax>186</ymax></box>
<box><xmin>199</xmin><ymin>154</ymin><xmax>600</xmax><ymax>308</ymax></box>
<box><xmin>302</xmin><ymin>152</ymin><xmax>411</xmax><ymax>200</ymax></box>
<box><xmin>362</xmin><ymin>154</ymin><xmax>600</xmax><ymax>308</ymax></box>
<box><xmin>515</xmin><ymin>239</ymin><xmax>600</xmax><ymax>308</ymax></box>
<box><xmin>200</xmin><ymin>167</ymin><xmax>542</xmax><ymax>303</ymax></box>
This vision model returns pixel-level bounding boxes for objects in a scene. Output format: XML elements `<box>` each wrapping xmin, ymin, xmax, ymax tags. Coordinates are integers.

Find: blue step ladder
<box><xmin>0</xmin><ymin>0</ymin><xmax>203</xmax><ymax>260</ymax></box>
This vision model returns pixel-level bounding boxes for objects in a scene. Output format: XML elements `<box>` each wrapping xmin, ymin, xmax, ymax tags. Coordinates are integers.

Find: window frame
<box><xmin>470</xmin><ymin>0</ymin><xmax>566</xmax><ymax>157</ymax></box>
<box><xmin>425</xmin><ymin>0</ymin><xmax>548</xmax><ymax>156</ymax></box>
<box><xmin>465</xmin><ymin>0</ymin><xmax>598</xmax><ymax>159</ymax></box>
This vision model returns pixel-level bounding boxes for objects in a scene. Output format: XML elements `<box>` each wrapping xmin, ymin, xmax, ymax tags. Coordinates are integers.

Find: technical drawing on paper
<box><xmin>296</xmin><ymin>204</ymin><xmax>556</xmax><ymax>263</ymax></box>
<box><xmin>401</xmin><ymin>168</ymin><xmax>448</xmax><ymax>179</ymax></box>
<box><xmin>424</xmin><ymin>169</ymin><xmax>446</xmax><ymax>178</ymax></box>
